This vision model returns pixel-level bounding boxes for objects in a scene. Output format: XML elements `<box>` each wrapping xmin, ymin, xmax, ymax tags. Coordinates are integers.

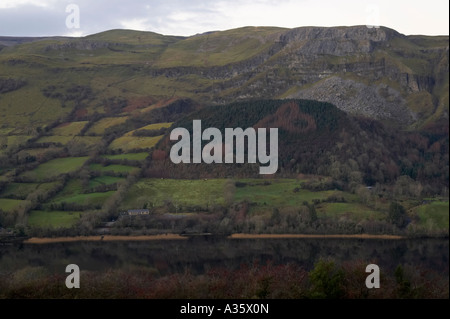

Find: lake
<box><xmin>1</xmin><ymin>237</ymin><xmax>448</xmax><ymax>278</ymax></box>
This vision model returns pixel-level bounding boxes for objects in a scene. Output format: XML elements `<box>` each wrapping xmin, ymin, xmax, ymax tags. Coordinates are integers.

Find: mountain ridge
<box><xmin>0</xmin><ymin>25</ymin><xmax>448</xmax><ymax>138</ymax></box>
<box><xmin>1</xmin><ymin>25</ymin><xmax>447</xmax><ymax>130</ymax></box>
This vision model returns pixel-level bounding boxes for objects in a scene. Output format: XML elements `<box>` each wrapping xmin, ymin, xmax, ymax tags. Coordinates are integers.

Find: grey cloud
<box><xmin>0</xmin><ymin>0</ymin><xmax>236</xmax><ymax>36</ymax></box>
<box><xmin>0</xmin><ymin>5</ymin><xmax>69</xmax><ymax>36</ymax></box>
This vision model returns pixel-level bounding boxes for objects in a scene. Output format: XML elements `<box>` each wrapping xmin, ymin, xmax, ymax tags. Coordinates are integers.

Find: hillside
<box><xmin>0</xmin><ymin>26</ymin><xmax>448</xmax><ymax>236</ymax></box>
<box><xmin>0</xmin><ymin>26</ymin><xmax>448</xmax><ymax>133</ymax></box>
<box><xmin>149</xmin><ymin>99</ymin><xmax>448</xmax><ymax>190</ymax></box>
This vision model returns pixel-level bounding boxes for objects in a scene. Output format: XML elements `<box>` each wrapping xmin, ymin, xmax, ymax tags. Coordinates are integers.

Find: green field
<box><xmin>317</xmin><ymin>202</ymin><xmax>385</xmax><ymax>221</ymax></box>
<box><xmin>120</xmin><ymin>178</ymin><xmax>228</xmax><ymax>209</ymax></box>
<box><xmin>108</xmin><ymin>135</ymin><xmax>163</xmax><ymax>151</ymax></box>
<box><xmin>73</xmin><ymin>136</ymin><xmax>103</xmax><ymax>145</ymax></box>
<box><xmin>28</xmin><ymin>210</ymin><xmax>81</xmax><ymax>228</ymax></box>
<box><xmin>88</xmin><ymin>176</ymin><xmax>125</xmax><ymax>189</ymax></box>
<box><xmin>415</xmin><ymin>201</ymin><xmax>449</xmax><ymax>230</ymax></box>
<box><xmin>16</xmin><ymin>147</ymin><xmax>63</xmax><ymax>159</ymax></box>
<box><xmin>36</xmin><ymin>136</ymin><xmax>74</xmax><ymax>145</ymax></box>
<box><xmin>0</xmin><ymin>182</ymin><xmax>60</xmax><ymax>200</ymax></box>
<box><xmin>52</xmin><ymin>179</ymin><xmax>83</xmax><ymax>200</ymax></box>
<box><xmin>19</xmin><ymin>157</ymin><xmax>89</xmax><ymax>181</ymax></box>
<box><xmin>124</xmin><ymin>122</ymin><xmax>173</xmax><ymax>136</ymax></box>
<box><xmin>101</xmin><ymin>152</ymin><xmax>149</xmax><ymax>161</ymax></box>
<box><xmin>89</xmin><ymin>163</ymin><xmax>139</xmax><ymax>174</ymax></box>
<box><xmin>234</xmin><ymin>179</ymin><xmax>338</xmax><ymax>208</ymax></box>
<box><xmin>47</xmin><ymin>191</ymin><xmax>116</xmax><ymax>208</ymax></box>
<box><xmin>0</xmin><ymin>198</ymin><xmax>30</xmax><ymax>213</ymax></box>
<box><xmin>0</xmin><ymin>135</ymin><xmax>32</xmax><ymax>154</ymax></box>
<box><xmin>50</xmin><ymin>121</ymin><xmax>88</xmax><ymax>136</ymax></box>
<box><xmin>120</xmin><ymin>178</ymin><xmax>366</xmax><ymax>213</ymax></box>
<box><xmin>86</xmin><ymin>117</ymin><xmax>129</xmax><ymax>135</ymax></box>
<box><xmin>47</xmin><ymin>179</ymin><xmax>118</xmax><ymax>208</ymax></box>
<box><xmin>1</xmin><ymin>183</ymin><xmax>41</xmax><ymax>199</ymax></box>
<box><xmin>36</xmin><ymin>136</ymin><xmax>102</xmax><ymax>147</ymax></box>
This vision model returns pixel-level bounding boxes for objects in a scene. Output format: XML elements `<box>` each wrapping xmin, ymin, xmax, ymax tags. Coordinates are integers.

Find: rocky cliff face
<box><xmin>289</xmin><ymin>76</ymin><xmax>415</xmax><ymax>123</ymax></box>
<box><xmin>199</xmin><ymin>26</ymin><xmax>448</xmax><ymax>127</ymax></box>
<box><xmin>279</xmin><ymin>26</ymin><xmax>397</xmax><ymax>54</ymax></box>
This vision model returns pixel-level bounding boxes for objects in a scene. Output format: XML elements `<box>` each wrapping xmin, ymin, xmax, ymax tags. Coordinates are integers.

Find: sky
<box><xmin>0</xmin><ymin>0</ymin><xmax>448</xmax><ymax>37</ymax></box>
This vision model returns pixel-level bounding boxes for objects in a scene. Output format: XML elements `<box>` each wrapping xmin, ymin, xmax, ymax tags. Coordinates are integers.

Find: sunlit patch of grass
<box><xmin>28</xmin><ymin>210</ymin><xmax>81</xmax><ymax>228</ymax></box>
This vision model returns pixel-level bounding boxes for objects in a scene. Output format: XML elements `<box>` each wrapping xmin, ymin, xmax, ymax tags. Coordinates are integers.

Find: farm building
<box><xmin>121</xmin><ymin>209</ymin><xmax>150</xmax><ymax>216</ymax></box>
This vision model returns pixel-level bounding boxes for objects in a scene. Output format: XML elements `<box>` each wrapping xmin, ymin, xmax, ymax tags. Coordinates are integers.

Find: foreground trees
<box><xmin>0</xmin><ymin>259</ymin><xmax>447</xmax><ymax>299</ymax></box>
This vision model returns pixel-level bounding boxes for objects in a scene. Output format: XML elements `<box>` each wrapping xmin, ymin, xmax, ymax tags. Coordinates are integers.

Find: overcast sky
<box><xmin>0</xmin><ymin>0</ymin><xmax>448</xmax><ymax>37</ymax></box>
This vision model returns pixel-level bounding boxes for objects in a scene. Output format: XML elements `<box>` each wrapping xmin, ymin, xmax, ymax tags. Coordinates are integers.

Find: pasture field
<box><xmin>0</xmin><ymin>182</ymin><xmax>60</xmax><ymax>200</ymax></box>
<box><xmin>46</xmin><ymin>191</ymin><xmax>117</xmax><ymax>208</ymax></box>
<box><xmin>16</xmin><ymin>147</ymin><xmax>63</xmax><ymax>159</ymax></box>
<box><xmin>86</xmin><ymin>117</ymin><xmax>129</xmax><ymax>135</ymax></box>
<box><xmin>120</xmin><ymin>178</ymin><xmax>228</xmax><ymax>209</ymax></box>
<box><xmin>101</xmin><ymin>152</ymin><xmax>148</xmax><ymax>161</ymax></box>
<box><xmin>124</xmin><ymin>122</ymin><xmax>173</xmax><ymax>136</ymax></box>
<box><xmin>0</xmin><ymin>198</ymin><xmax>30</xmax><ymax>212</ymax></box>
<box><xmin>234</xmin><ymin>179</ymin><xmax>341</xmax><ymax>208</ymax></box>
<box><xmin>72</xmin><ymin>136</ymin><xmax>103</xmax><ymax>147</ymax></box>
<box><xmin>88</xmin><ymin>176</ymin><xmax>125</xmax><ymax>189</ymax></box>
<box><xmin>28</xmin><ymin>210</ymin><xmax>81</xmax><ymax>228</ymax></box>
<box><xmin>1</xmin><ymin>183</ymin><xmax>41</xmax><ymax>199</ymax></box>
<box><xmin>316</xmin><ymin>202</ymin><xmax>385</xmax><ymax>221</ymax></box>
<box><xmin>414</xmin><ymin>201</ymin><xmax>449</xmax><ymax>230</ymax></box>
<box><xmin>49</xmin><ymin>179</ymin><xmax>83</xmax><ymax>204</ymax></box>
<box><xmin>108</xmin><ymin>135</ymin><xmax>163</xmax><ymax>151</ymax></box>
<box><xmin>89</xmin><ymin>163</ymin><xmax>139</xmax><ymax>174</ymax></box>
<box><xmin>36</xmin><ymin>136</ymin><xmax>74</xmax><ymax>145</ymax></box>
<box><xmin>19</xmin><ymin>157</ymin><xmax>89</xmax><ymax>181</ymax></box>
<box><xmin>36</xmin><ymin>136</ymin><xmax>102</xmax><ymax>147</ymax></box>
<box><xmin>48</xmin><ymin>179</ymin><xmax>117</xmax><ymax>207</ymax></box>
<box><xmin>120</xmin><ymin>178</ymin><xmax>375</xmax><ymax>215</ymax></box>
<box><xmin>0</xmin><ymin>135</ymin><xmax>32</xmax><ymax>154</ymax></box>
<box><xmin>50</xmin><ymin>121</ymin><xmax>88</xmax><ymax>136</ymax></box>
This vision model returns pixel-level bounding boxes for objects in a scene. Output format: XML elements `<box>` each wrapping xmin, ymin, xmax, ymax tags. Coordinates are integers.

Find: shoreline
<box><xmin>22</xmin><ymin>233</ymin><xmax>405</xmax><ymax>244</ymax></box>
<box><xmin>23</xmin><ymin>234</ymin><xmax>189</xmax><ymax>244</ymax></box>
<box><xmin>228</xmin><ymin>233</ymin><xmax>405</xmax><ymax>239</ymax></box>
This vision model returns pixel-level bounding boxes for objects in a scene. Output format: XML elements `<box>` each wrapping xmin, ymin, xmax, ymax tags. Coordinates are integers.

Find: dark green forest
<box><xmin>147</xmin><ymin>99</ymin><xmax>449</xmax><ymax>195</ymax></box>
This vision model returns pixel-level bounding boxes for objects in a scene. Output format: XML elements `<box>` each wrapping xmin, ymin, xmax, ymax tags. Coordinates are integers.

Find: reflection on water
<box><xmin>0</xmin><ymin>237</ymin><xmax>448</xmax><ymax>279</ymax></box>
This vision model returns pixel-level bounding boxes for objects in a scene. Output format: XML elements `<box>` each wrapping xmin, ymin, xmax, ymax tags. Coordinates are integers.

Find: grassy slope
<box><xmin>154</xmin><ymin>27</ymin><xmax>286</xmax><ymax>67</ymax></box>
<box><xmin>108</xmin><ymin>135</ymin><xmax>164</xmax><ymax>151</ymax></box>
<box><xmin>19</xmin><ymin>157</ymin><xmax>88</xmax><ymax>181</ymax></box>
<box><xmin>120</xmin><ymin>178</ymin><xmax>228</xmax><ymax>209</ymax></box>
<box><xmin>0</xmin><ymin>198</ymin><xmax>30</xmax><ymax>212</ymax></box>
<box><xmin>86</xmin><ymin>117</ymin><xmax>129</xmax><ymax>135</ymax></box>
<box><xmin>28</xmin><ymin>210</ymin><xmax>81</xmax><ymax>228</ymax></box>
<box><xmin>101</xmin><ymin>152</ymin><xmax>148</xmax><ymax>161</ymax></box>
<box><xmin>0</xmin><ymin>182</ymin><xmax>59</xmax><ymax>200</ymax></box>
<box><xmin>50</xmin><ymin>122</ymin><xmax>88</xmax><ymax>136</ymax></box>
<box><xmin>0</xmin><ymin>28</ymin><xmax>448</xmax><ymax>230</ymax></box>
<box><xmin>88</xmin><ymin>176</ymin><xmax>124</xmax><ymax>189</ymax></box>
<box><xmin>89</xmin><ymin>163</ymin><xmax>139</xmax><ymax>173</ymax></box>
<box><xmin>0</xmin><ymin>27</ymin><xmax>447</xmax><ymax>136</ymax></box>
<box><xmin>234</xmin><ymin>179</ymin><xmax>334</xmax><ymax>207</ymax></box>
<box><xmin>414</xmin><ymin>201</ymin><xmax>449</xmax><ymax>230</ymax></box>
<box><xmin>46</xmin><ymin>191</ymin><xmax>116</xmax><ymax>207</ymax></box>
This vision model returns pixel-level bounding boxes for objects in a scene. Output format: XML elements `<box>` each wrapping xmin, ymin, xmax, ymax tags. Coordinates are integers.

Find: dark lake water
<box><xmin>0</xmin><ymin>237</ymin><xmax>448</xmax><ymax>280</ymax></box>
